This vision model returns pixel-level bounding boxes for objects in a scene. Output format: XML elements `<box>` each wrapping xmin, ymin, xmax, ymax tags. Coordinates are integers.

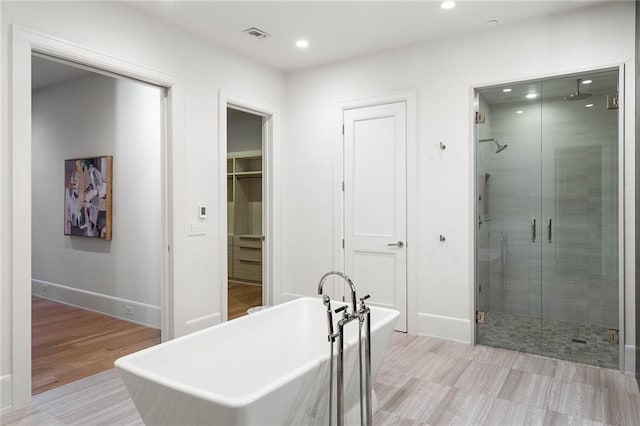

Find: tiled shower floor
<box><xmin>477</xmin><ymin>311</ymin><xmax>618</xmax><ymax>369</ymax></box>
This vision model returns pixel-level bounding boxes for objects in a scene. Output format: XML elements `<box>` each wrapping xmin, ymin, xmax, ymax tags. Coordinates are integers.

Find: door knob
<box><xmin>387</xmin><ymin>241</ymin><xmax>405</xmax><ymax>248</ymax></box>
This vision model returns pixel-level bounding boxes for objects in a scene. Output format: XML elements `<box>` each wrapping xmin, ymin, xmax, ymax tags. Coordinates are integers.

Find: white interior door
<box><xmin>344</xmin><ymin>102</ymin><xmax>407</xmax><ymax>332</ymax></box>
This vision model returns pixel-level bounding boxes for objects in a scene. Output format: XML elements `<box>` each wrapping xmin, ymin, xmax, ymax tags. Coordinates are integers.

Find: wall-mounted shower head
<box><xmin>495</xmin><ymin>143</ymin><xmax>508</xmax><ymax>154</ymax></box>
<box><xmin>564</xmin><ymin>78</ymin><xmax>592</xmax><ymax>101</ymax></box>
<box><xmin>479</xmin><ymin>138</ymin><xmax>508</xmax><ymax>154</ymax></box>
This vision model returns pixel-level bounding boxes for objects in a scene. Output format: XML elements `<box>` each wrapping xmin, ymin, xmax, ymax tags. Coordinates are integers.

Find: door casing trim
<box><xmin>7</xmin><ymin>25</ymin><xmax>183</xmax><ymax>410</ymax></box>
<box><xmin>218</xmin><ymin>90</ymin><xmax>281</xmax><ymax>321</ymax></box>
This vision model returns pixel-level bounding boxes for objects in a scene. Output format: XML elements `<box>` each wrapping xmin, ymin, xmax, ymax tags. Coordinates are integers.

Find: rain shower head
<box><xmin>479</xmin><ymin>138</ymin><xmax>508</xmax><ymax>154</ymax></box>
<box><xmin>564</xmin><ymin>78</ymin><xmax>592</xmax><ymax>101</ymax></box>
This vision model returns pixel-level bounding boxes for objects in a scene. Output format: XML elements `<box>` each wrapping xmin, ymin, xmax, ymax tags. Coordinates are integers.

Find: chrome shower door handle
<box><xmin>387</xmin><ymin>241</ymin><xmax>405</xmax><ymax>248</ymax></box>
<box><xmin>531</xmin><ymin>217</ymin><xmax>537</xmax><ymax>243</ymax></box>
<box><xmin>547</xmin><ymin>218</ymin><xmax>552</xmax><ymax>243</ymax></box>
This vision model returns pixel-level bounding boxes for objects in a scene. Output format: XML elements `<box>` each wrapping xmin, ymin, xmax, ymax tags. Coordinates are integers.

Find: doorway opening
<box><xmin>474</xmin><ymin>67</ymin><xmax>622</xmax><ymax>369</ymax></box>
<box><xmin>30</xmin><ymin>54</ymin><xmax>163</xmax><ymax>394</ymax></box>
<box><xmin>226</xmin><ymin>108</ymin><xmax>265</xmax><ymax>319</ymax></box>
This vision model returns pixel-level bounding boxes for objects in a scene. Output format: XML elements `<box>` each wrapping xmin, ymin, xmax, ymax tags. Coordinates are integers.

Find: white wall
<box><xmin>228</xmin><ymin>109</ymin><xmax>262</xmax><ymax>153</ymax></box>
<box><xmin>31</xmin><ymin>70</ymin><xmax>162</xmax><ymax>326</ymax></box>
<box><xmin>282</xmin><ymin>1</ymin><xmax>635</xmax><ymax>367</ymax></box>
<box><xmin>1</xmin><ymin>1</ymin><xmax>286</xmax><ymax>410</ymax></box>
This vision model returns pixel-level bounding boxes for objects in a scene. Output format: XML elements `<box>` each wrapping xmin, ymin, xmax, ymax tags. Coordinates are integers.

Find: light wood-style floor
<box><xmin>4</xmin><ymin>332</ymin><xmax>639</xmax><ymax>425</ymax></box>
<box><xmin>228</xmin><ymin>280</ymin><xmax>263</xmax><ymax>320</ymax></box>
<box><xmin>31</xmin><ymin>296</ymin><xmax>160</xmax><ymax>395</ymax></box>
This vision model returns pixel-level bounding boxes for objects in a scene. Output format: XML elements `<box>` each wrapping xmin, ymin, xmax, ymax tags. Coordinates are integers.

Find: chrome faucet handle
<box><xmin>334</xmin><ymin>305</ymin><xmax>349</xmax><ymax>320</ymax></box>
<box><xmin>359</xmin><ymin>294</ymin><xmax>370</xmax><ymax>310</ymax></box>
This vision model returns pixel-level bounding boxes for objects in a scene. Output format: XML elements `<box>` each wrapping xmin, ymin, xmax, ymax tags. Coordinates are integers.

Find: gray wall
<box><xmin>32</xmin><ymin>68</ymin><xmax>163</xmax><ymax>314</ymax></box>
<box><xmin>227</xmin><ymin>108</ymin><xmax>262</xmax><ymax>153</ymax></box>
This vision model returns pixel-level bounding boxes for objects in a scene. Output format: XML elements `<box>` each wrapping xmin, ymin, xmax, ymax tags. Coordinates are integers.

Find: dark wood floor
<box><xmin>228</xmin><ymin>281</ymin><xmax>263</xmax><ymax>320</ymax></box>
<box><xmin>32</xmin><ymin>296</ymin><xmax>160</xmax><ymax>395</ymax></box>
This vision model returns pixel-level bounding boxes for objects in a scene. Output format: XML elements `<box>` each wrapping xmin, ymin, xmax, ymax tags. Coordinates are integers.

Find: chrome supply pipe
<box><xmin>357</xmin><ymin>294</ymin><xmax>372</xmax><ymax>426</ymax></box>
<box><xmin>323</xmin><ymin>296</ymin><xmax>335</xmax><ymax>426</ymax></box>
<box><xmin>330</xmin><ymin>338</ymin><xmax>335</xmax><ymax>426</ymax></box>
<box><xmin>363</xmin><ymin>298</ymin><xmax>372</xmax><ymax>425</ymax></box>
<box><xmin>358</xmin><ymin>316</ymin><xmax>364</xmax><ymax>426</ymax></box>
<box><xmin>335</xmin><ymin>305</ymin><xmax>349</xmax><ymax>426</ymax></box>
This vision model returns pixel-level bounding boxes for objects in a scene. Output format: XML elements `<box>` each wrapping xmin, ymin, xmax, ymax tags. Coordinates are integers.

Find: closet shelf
<box><xmin>235</xmin><ymin>171</ymin><xmax>262</xmax><ymax>178</ymax></box>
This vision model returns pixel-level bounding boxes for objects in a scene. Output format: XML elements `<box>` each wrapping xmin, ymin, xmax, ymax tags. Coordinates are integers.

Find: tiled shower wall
<box><xmin>477</xmin><ymin>92</ymin><xmax>618</xmax><ymax>329</ymax></box>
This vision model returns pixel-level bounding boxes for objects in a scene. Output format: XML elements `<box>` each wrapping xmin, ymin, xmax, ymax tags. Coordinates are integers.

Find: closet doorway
<box><xmin>226</xmin><ymin>108</ymin><xmax>265</xmax><ymax>319</ymax></box>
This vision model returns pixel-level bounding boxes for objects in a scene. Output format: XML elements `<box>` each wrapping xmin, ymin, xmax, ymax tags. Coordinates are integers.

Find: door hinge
<box><xmin>475</xmin><ymin>310</ymin><xmax>486</xmax><ymax>324</ymax></box>
<box><xmin>342</xmin><ymin>124</ymin><xmax>344</xmax><ymax>135</ymax></box>
<box><xmin>168</xmin><ymin>245</ymin><xmax>171</xmax><ymax>252</ymax></box>
<box><xmin>475</xmin><ymin>111</ymin><xmax>486</xmax><ymax>124</ymax></box>
<box><xmin>342</xmin><ymin>239</ymin><xmax>345</xmax><ymax>249</ymax></box>
<box><xmin>341</xmin><ymin>181</ymin><xmax>344</xmax><ymax>191</ymax></box>
<box><xmin>607</xmin><ymin>329</ymin><xmax>619</xmax><ymax>345</ymax></box>
<box><xmin>607</xmin><ymin>94</ymin><xmax>619</xmax><ymax>110</ymax></box>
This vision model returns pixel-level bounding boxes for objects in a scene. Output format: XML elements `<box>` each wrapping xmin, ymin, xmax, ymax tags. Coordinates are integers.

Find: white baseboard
<box><xmin>32</xmin><ymin>279</ymin><xmax>160</xmax><ymax>329</ymax></box>
<box><xmin>624</xmin><ymin>344</ymin><xmax>636</xmax><ymax>375</ymax></box>
<box><xmin>184</xmin><ymin>312</ymin><xmax>221</xmax><ymax>334</ymax></box>
<box><xmin>417</xmin><ymin>313</ymin><xmax>472</xmax><ymax>344</ymax></box>
<box><xmin>0</xmin><ymin>374</ymin><xmax>12</xmax><ymax>414</ymax></box>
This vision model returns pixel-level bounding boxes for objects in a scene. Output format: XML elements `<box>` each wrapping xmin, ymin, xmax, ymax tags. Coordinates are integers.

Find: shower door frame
<box><xmin>471</xmin><ymin>64</ymin><xmax>626</xmax><ymax>373</ymax></box>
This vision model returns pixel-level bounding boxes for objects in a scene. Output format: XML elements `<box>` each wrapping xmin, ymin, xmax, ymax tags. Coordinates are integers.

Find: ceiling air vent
<box><xmin>243</xmin><ymin>27</ymin><xmax>271</xmax><ymax>39</ymax></box>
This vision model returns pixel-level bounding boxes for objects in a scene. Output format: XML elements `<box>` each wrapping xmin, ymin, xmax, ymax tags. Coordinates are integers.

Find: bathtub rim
<box><xmin>115</xmin><ymin>297</ymin><xmax>400</xmax><ymax>408</ymax></box>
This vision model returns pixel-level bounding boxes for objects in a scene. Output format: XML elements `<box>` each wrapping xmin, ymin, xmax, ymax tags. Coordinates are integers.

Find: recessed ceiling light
<box><xmin>526</xmin><ymin>93</ymin><xmax>538</xmax><ymax>99</ymax></box>
<box><xmin>502</xmin><ymin>88</ymin><xmax>512</xmax><ymax>93</ymax></box>
<box><xmin>296</xmin><ymin>39</ymin><xmax>309</xmax><ymax>49</ymax></box>
<box><xmin>582</xmin><ymin>80</ymin><xmax>593</xmax><ymax>85</ymax></box>
<box><xmin>441</xmin><ymin>1</ymin><xmax>456</xmax><ymax>10</ymax></box>
<box><xmin>516</xmin><ymin>110</ymin><xmax>524</xmax><ymax>114</ymax></box>
<box><xmin>585</xmin><ymin>103</ymin><xmax>594</xmax><ymax>108</ymax></box>
<box><xmin>487</xmin><ymin>20</ymin><xmax>498</xmax><ymax>25</ymax></box>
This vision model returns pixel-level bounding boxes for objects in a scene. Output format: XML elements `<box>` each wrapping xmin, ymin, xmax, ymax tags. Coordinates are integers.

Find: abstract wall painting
<box><xmin>64</xmin><ymin>156</ymin><xmax>113</xmax><ymax>240</ymax></box>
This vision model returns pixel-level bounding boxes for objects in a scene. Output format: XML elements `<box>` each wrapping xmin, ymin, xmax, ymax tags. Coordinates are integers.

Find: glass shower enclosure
<box><xmin>475</xmin><ymin>69</ymin><xmax>620</xmax><ymax>369</ymax></box>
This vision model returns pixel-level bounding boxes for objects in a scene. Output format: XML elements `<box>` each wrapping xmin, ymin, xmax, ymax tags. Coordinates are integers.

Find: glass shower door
<box><xmin>477</xmin><ymin>70</ymin><xmax>619</xmax><ymax>369</ymax></box>
<box><xmin>540</xmin><ymin>71</ymin><xmax>619</xmax><ymax>368</ymax></box>
<box><xmin>476</xmin><ymin>81</ymin><xmax>543</xmax><ymax>353</ymax></box>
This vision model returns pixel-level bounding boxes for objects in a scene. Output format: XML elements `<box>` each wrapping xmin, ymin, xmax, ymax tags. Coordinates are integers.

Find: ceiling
<box><xmin>31</xmin><ymin>1</ymin><xmax>609</xmax><ymax>88</ymax></box>
<box><xmin>128</xmin><ymin>0</ymin><xmax>605</xmax><ymax>72</ymax></box>
<box><xmin>32</xmin><ymin>55</ymin><xmax>92</xmax><ymax>91</ymax></box>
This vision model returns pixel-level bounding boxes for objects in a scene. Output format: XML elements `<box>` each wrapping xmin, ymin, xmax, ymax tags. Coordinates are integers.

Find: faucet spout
<box><xmin>317</xmin><ymin>271</ymin><xmax>358</xmax><ymax>314</ymax></box>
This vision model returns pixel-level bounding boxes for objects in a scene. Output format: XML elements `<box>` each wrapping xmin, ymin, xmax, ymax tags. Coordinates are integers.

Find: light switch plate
<box><xmin>188</xmin><ymin>222</ymin><xmax>206</xmax><ymax>236</ymax></box>
<box><xmin>199</xmin><ymin>204</ymin><xmax>207</xmax><ymax>219</ymax></box>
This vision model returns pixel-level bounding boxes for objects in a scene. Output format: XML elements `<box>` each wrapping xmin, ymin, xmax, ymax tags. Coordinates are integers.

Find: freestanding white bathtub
<box><xmin>115</xmin><ymin>297</ymin><xmax>399</xmax><ymax>425</ymax></box>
